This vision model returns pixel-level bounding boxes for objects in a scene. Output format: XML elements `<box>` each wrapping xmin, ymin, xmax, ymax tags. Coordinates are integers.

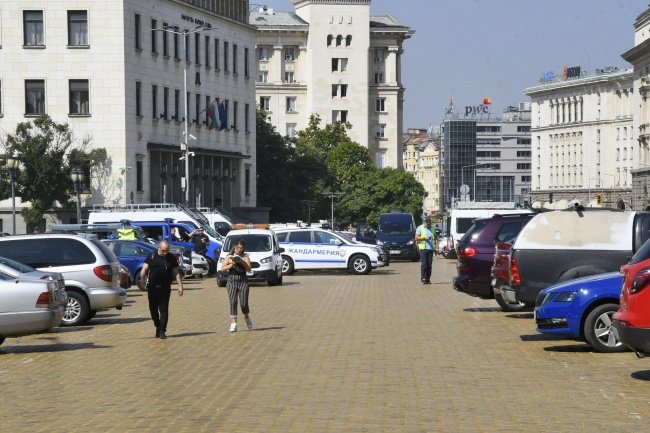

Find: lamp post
<box><xmin>461</xmin><ymin>163</ymin><xmax>488</xmax><ymax>201</ymax></box>
<box><xmin>71</xmin><ymin>168</ymin><xmax>84</xmax><ymax>223</ymax></box>
<box><xmin>322</xmin><ymin>191</ymin><xmax>340</xmax><ymax>229</ymax></box>
<box><xmin>6</xmin><ymin>156</ymin><xmax>20</xmax><ymax>235</ymax></box>
<box><xmin>301</xmin><ymin>199</ymin><xmax>317</xmax><ymax>225</ymax></box>
<box><xmin>157</xmin><ymin>24</ymin><xmax>215</xmax><ymax>205</ymax></box>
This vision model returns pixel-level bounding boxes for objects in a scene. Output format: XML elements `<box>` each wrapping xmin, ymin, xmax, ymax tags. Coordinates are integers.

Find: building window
<box><xmin>162</xmin><ymin>22</ymin><xmax>169</xmax><ymax>56</ymax></box>
<box><xmin>233</xmin><ymin>101</ymin><xmax>238</xmax><ymax>130</ymax></box>
<box><xmin>285</xmin><ymin>47</ymin><xmax>295</xmax><ymax>61</ymax></box>
<box><xmin>259</xmin><ymin>71</ymin><xmax>268</xmax><ymax>83</ymax></box>
<box><xmin>375</xmin><ymin>151</ymin><xmax>386</xmax><ymax>168</ymax></box>
<box><xmin>69</xmin><ymin>79</ymin><xmax>89</xmax><ymax>115</ymax></box>
<box><xmin>516</xmin><ymin>138</ymin><xmax>531</xmax><ymax>145</ymax></box>
<box><xmin>285</xmin><ymin>72</ymin><xmax>295</xmax><ymax>83</ymax></box>
<box><xmin>204</xmin><ymin>35</ymin><xmax>210</xmax><ymax>66</ymax></box>
<box><xmin>245</xmin><ymin>166</ymin><xmax>251</xmax><ymax>196</ymax></box>
<box><xmin>332</xmin><ymin>58</ymin><xmax>348</xmax><ymax>72</ymax></box>
<box><xmin>374</xmin><ymin>73</ymin><xmax>384</xmax><ymax>84</ymax></box>
<box><xmin>286</xmin><ymin>97</ymin><xmax>296</xmax><ymax>112</ymax></box>
<box><xmin>336</xmin><ymin>35</ymin><xmax>342</xmax><ymax>46</ymax></box>
<box><xmin>259</xmin><ymin>47</ymin><xmax>269</xmax><ymax>60</ymax></box>
<box><xmin>194</xmin><ymin>32</ymin><xmax>200</xmax><ymax>64</ymax></box>
<box><xmin>68</xmin><ymin>11</ymin><xmax>88</xmax><ymax>46</ymax></box>
<box><xmin>152</xmin><ymin>85</ymin><xmax>158</xmax><ymax>118</ymax></box>
<box><xmin>224</xmin><ymin>41</ymin><xmax>229</xmax><ymax>71</ymax></box>
<box><xmin>173</xmin><ymin>27</ymin><xmax>180</xmax><ymax>59</ymax></box>
<box><xmin>346</xmin><ymin>35</ymin><xmax>352</xmax><ymax>46</ymax></box>
<box><xmin>136</xmin><ymin>160</ymin><xmax>143</xmax><ymax>192</ymax></box>
<box><xmin>195</xmin><ymin>93</ymin><xmax>200</xmax><ymax>124</ymax></box>
<box><xmin>134</xmin><ymin>14</ymin><xmax>141</xmax><ymax>49</ymax></box>
<box><xmin>151</xmin><ymin>19</ymin><xmax>158</xmax><ymax>53</ymax></box>
<box><xmin>245</xmin><ymin>103</ymin><xmax>250</xmax><ymax>132</ymax></box>
<box><xmin>244</xmin><ymin>47</ymin><xmax>250</xmax><ymax>77</ymax></box>
<box><xmin>327</xmin><ymin>35</ymin><xmax>333</xmax><ymax>46</ymax></box>
<box><xmin>517</xmin><ymin>163</ymin><xmax>531</xmax><ymax>170</ymax></box>
<box><xmin>332</xmin><ymin>110</ymin><xmax>348</xmax><ymax>123</ymax></box>
<box><xmin>332</xmin><ymin>84</ymin><xmax>348</xmax><ymax>97</ymax></box>
<box><xmin>517</xmin><ymin>125</ymin><xmax>531</xmax><ymax>132</ymax></box>
<box><xmin>214</xmin><ymin>38</ymin><xmax>220</xmax><ymax>68</ymax></box>
<box><xmin>135</xmin><ymin>81</ymin><xmax>142</xmax><ymax>116</ymax></box>
<box><xmin>260</xmin><ymin>96</ymin><xmax>270</xmax><ymax>111</ymax></box>
<box><xmin>233</xmin><ymin>44</ymin><xmax>238</xmax><ymax>74</ymax></box>
<box><xmin>25</xmin><ymin>80</ymin><xmax>45</xmax><ymax>114</ymax></box>
<box><xmin>174</xmin><ymin>89</ymin><xmax>180</xmax><ymax>121</ymax></box>
<box><xmin>185</xmin><ymin>30</ymin><xmax>190</xmax><ymax>62</ymax></box>
<box><xmin>376</xmin><ymin>98</ymin><xmax>385</xmax><ymax>112</ymax></box>
<box><xmin>374</xmin><ymin>49</ymin><xmax>384</xmax><ymax>62</ymax></box>
<box><xmin>163</xmin><ymin>87</ymin><xmax>169</xmax><ymax>120</ymax></box>
<box><xmin>224</xmin><ymin>100</ymin><xmax>229</xmax><ymax>128</ymax></box>
<box><xmin>24</xmin><ymin>11</ymin><xmax>44</xmax><ymax>46</ymax></box>
<box><xmin>376</xmin><ymin>124</ymin><xmax>386</xmax><ymax>138</ymax></box>
<box><xmin>517</xmin><ymin>151</ymin><xmax>531</xmax><ymax>157</ymax></box>
<box><xmin>286</xmin><ymin>123</ymin><xmax>297</xmax><ymax>138</ymax></box>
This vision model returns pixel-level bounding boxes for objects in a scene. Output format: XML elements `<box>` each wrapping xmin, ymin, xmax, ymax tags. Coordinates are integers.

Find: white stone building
<box><xmin>0</xmin><ymin>0</ymin><xmax>260</xmax><ymax>231</ymax></box>
<box><xmin>251</xmin><ymin>0</ymin><xmax>413</xmax><ymax>169</ymax></box>
<box><xmin>524</xmin><ymin>67</ymin><xmax>634</xmax><ymax>209</ymax></box>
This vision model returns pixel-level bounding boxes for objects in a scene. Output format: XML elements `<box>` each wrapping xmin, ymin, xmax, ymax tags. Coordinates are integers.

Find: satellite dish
<box><xmin>460</xmin><ymin>184</ymin><xmax>470</xmax><ymax>194</ymax></box>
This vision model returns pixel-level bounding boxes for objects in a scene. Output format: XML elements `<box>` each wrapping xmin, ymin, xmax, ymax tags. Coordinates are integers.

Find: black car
<box><xmin>452</xmin><ymin>212</ymin><xmax>535</xmax><ymax>311</ymax></box>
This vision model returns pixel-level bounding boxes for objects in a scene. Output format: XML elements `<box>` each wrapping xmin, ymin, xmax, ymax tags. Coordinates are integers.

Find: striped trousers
<box><xmin>227</xmin><ymin>274</ymin><xmax>250</xmax><ymax>318</ymax></box>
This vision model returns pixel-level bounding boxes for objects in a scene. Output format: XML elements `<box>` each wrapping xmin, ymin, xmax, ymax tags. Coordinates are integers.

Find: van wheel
<box><xmin>349</xmin><ymin>255</ymin><xmax>371</xmax><ymax>275</ymax></box>
<box><xmin>494</xmin><ymin>292</ymin><xmax>526</xmax><ymax>312</ymax></box>
<box><xmin>411</xmin><ymin>251</ymin><xmax>420</xmax><ymax>262</ymax></box>
<box><xmin>583</xmin><ymin>303</ymin><xmax>627</xmax><ymax>353</ymax></box>
<box><xmin>281</xmin><ymin>256</ymin><xmax>295</xmax><ymax>275</ymax></box>
<box><xmin>206</xmin><ymin>257</ymin><xmax>216</xmax><ymax>276</ymax></box>
<box><xmin>62</xmin><ymin>291</ymin><xmax>89</xmax><ymax>326</ymax></box>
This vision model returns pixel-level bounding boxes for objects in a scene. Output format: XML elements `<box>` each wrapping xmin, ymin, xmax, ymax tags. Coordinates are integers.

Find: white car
<box><xmin>216</xmin><ymin>225</ymin><xmax>284</xmax><ymax>287</ymax></box>
<box><xmin>274</xmin><ymin>227</ymin><xmax>389</xmax><ymax>275</ymax></box>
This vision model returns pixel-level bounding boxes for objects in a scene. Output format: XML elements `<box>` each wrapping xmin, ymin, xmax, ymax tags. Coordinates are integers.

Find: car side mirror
<box><xmin>279</xmin><ymin>247</ymin><xmax>285</xmax><ymax>253</ymax></box>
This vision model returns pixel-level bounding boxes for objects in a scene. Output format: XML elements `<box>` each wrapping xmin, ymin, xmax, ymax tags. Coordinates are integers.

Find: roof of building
<box><xmin>251</xmin><ymin>12</ymin><xmax>410</xmax><ymax>31</ymax></box>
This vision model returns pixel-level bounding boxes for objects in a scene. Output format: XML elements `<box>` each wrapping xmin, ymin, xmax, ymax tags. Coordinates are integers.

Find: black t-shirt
<box><xmin>193</xmin><ymin>233</ymin><xmax>209</xmax><ymax>252</ymax></box>
<box><xmin>144</xmin><ymin>252</ymin><xmax>178</xmax><ymax>289</ymax></box>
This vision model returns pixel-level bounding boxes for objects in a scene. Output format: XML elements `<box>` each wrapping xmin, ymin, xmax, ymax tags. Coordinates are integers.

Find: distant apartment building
<box><xmin>439</xmin><ymin>103</ymin><xmax>532</xmax><ymax>210</ymax></box>
<box><xmin>524</xmin><ymin>66</ymin><xmax>633</xmax><ymax>209</ymax></box>
<box><xmin>403</xmin><ymin>129</ymin><xmax>440</xmax><ymax>215</ymax></box>
<box><xmin>251</xmin><ymin>0</ymin><xmax>413</xmax><ymax>168</ymax></box>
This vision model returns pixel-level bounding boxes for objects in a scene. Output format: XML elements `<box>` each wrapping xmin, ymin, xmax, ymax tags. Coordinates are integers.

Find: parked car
<box><xmin>453</xmin><ymin>212</ymin><xmax>534</xmax><ymax>309</ymax></box>
<box><xmin>506</xmin><ymin>207</ymin><xmax>650</xmax><ymax>306</ymax></box>
<box><xmin>0</xmin><ymin>234</ymin><xmax>127</xmax><ymax>326</ymax></box>
<box><xmin>490</xmin><ymin>241</ymin><xmax>526</xmax><ymax>311</ymax></box>
<box><xmin>275</xmin><ymin>227</ymin><xmax>389</xmax><ymax>275</ymax></box>
<box><xmin>216</xmin><ymin>225</ymin><xmax>284</xmax><ymax>287</ymax></box>
<box><xmin>118</xmin><ymin>264</ymin><xmax>131</xmax><ymax>289</ymax></box>
<box><xmin>613</xmin><ymin>238</ymin><xmax>650</xmax><ymax>358</ymax></box>
<box><xmin>534</xmin><ymin>272</ymin><xmax>625</xmax><ymax>353</ymax></box>
<box><xmin>0</xmin><ymin>266</ymin><xmax>68</xmax><ymax>346</ymax></box>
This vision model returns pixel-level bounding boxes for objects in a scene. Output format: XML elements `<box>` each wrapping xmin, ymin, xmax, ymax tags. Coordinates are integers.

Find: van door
<box><xmin>356</xmin><ymin>222</ymin><xmax>376</xmax><ymax>245</ymax></box>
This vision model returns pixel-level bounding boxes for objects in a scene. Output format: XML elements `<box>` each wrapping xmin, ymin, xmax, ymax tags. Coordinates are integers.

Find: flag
<box><xmin>216</xmin><ymin>101</ymin><xmax>227</xmax><ymax>131</ymax></box>
<box><xmin>205</xmin><ymin>103</ymin><xmax>217</xmax><ymax>131</ymax></box>
<box><xmin>450</xmin><ymin>97</ymin><xmax>454</xmax><ymax>106</ymax></box>
<box><xmin>483</xmin><ymin>97</ymin><xmax>492</xmax><ymax>105</ymax></box>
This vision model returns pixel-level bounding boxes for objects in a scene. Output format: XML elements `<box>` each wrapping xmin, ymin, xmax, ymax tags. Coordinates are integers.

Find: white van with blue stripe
<box><xmin>274</xmin><ymin>227</ymin><xmax>389</xmax><ymax>275</ymax></box>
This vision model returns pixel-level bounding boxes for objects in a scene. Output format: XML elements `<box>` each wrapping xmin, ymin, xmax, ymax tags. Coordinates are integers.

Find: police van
<box><xmin>216</xmin><ymin>224</ymin><xmax>284</xmax><ymax>287</ymax></box>
<box><xmin>274</xmin><ymin>227</ymin><xmax>389</xmax><ymax>275</ymax></box>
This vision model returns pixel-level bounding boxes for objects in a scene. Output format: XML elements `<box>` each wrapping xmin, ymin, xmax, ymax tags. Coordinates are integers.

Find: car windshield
<box><xmin>379</xmin><ymin>222</ymin><xmax>413</xmax><ymax>236</ymax></box>
<box><xmin>224</xmin><ymin>234</ymin><xmax>272</xmax><ymax>252</ymax></box>
<box><xmin>0</xmin><ymin>256</ymin><xmax>38</xmax><ymax>273</ymax></box>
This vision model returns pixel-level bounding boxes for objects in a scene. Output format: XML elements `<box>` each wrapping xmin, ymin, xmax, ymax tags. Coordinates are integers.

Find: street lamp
<box><xmin>322</xmin><ymin>191</ymin><xmax>340</xmax><ymax>229</ymax></box>
<box><xmin>461</xmin><ymin>163</ymin><xmax>488</xmax><ymax>201</ymax></box>
<box><xmin>157</xmin><ymin>24</ymin><xmax>215</xmax><ymax>205</ymax></box>
<box><xmin>301</xmin><ymin>199</ymin><xmax>317</xmax><ymax>225</ymax></box>
<box><xmin>71</xmin><ymin>168</ymin><xmax>85</xmax><ymax>223</ymax></box>
<box><xmin>6</xmin><ymin>156</ymin><xmax>20</xmax><ymax>235</ymax></box>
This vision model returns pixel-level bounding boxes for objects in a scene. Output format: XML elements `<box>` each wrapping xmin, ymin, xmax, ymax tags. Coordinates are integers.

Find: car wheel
<box><xmin>583</xmin><ymin>303</ymin><xmax>627</xmax><ymax>353</ymax></box>
<box><xmin>86</xmin><ymin>310</ymin><xmax>97</xmax><ymax>321</ymax></box>
<box><xmin>494</xmin><ymin>292</ymin><xmax>526</xmax><ymax>312</ymax></box>
<box><xmin>134</xmin><ymin>270</ymin><xmax>145</xmax><ymax>291</ymax></box>
<box><xmin>281</xmin><ymin>256</ymin><xmax>295</xmax><ymax>275</ymax></box>
<box><xmin>217</xmin><ymin>278</ymin><xmax>227</xmax><ymax>287</ymax></box>
<box><xmin>411</xmin><ymin>252</ymin><xmax>420</xmax><ymax>262</ymax></box>
<box><xmin>62</xmin><ymin>291</ymin><xmax>90</xmax><ymax>326</ymax></box>
<box><xmin>205</xmin><ymin>257</ymin><xmax>216</xmax><ymax>276</ymax></box>
<box><xmin>349</xmin><ymin>254</ymin><xmax>371</xmax><ymax>275</ymax></box>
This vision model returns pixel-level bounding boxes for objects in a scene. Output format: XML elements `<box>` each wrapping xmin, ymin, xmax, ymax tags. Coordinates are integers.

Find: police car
<box><xmin>216</xmin><ymin>224</ymin><xmax>284</xmax><ymax>287</ymax></box>
<box><xmin>274</xmin><ymin>227</ymin><xmax>389</xmax><ymax>275</ymax></box>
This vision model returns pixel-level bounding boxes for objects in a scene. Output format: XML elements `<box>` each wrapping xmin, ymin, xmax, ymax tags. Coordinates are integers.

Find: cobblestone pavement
<box><xmin>1</xmin><ymin>257</ymin><xmax>649</xmax><ymax>432</ymax></box>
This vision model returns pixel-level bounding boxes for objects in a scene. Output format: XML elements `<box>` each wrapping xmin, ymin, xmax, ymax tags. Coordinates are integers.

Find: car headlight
<box><xmin>406</xmin><ymin>239</ymin><xmax>414</xmax><ymax>245</ymax></box>
<box><xmin>373</xmin><ymin>247</ymin><xmax>383</xmax><ymax>254</ymax></box>
<box><xmin>375</xmin><ymin>239</ymin><xmax>384</xmax><ymax>246</ymax></box>
<box><xmin>554</xmin><ymin>291</ymin><xmax>577</xmax><ymax>302</ymax></box>
<box><xmin>259</xmin><ymin>256</ymin><xmax>272</xmax><ymax>264</ymax></box>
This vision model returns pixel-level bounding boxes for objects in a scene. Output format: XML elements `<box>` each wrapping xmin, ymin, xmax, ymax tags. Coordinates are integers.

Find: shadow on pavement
<box><xmin>630</xmin><ymin>370</ymin><xmax>650</xmax><ymax>381</ymax></box>
<box><xmin>505</xmin><ymin>313</ymin><xmax>534</xmax><ymax>319</ymax></box>
<box><xmin>0</xmin><ymin>342</ymin><xmax>111</xmax><ymax>354</ymax></box>
<box><xmin>463</xmin><ymin>307</ymin><xmax>502</xmax><ymax>313</ymax></box>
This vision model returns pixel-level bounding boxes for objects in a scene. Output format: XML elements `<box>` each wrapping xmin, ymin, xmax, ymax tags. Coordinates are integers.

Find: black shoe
<box><xmin>159</xmin><ymin>331</ymin><xmax>167</xmax><ymax>339</ymax></box>
<box><xmin>425</xmin><ymin>280</ymin><xmax>431</xmax><ymax>284</ymax></box>
<box><xmin>155</xmin><ymin>329</ymin><xmax>161</xmax><ymax>338</ymax></box>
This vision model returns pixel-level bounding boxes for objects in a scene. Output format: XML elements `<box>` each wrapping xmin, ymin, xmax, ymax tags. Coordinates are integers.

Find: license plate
<box><xmin>246</xmin><ymin>271</ymin><xmax>254</xmax><ymax>277</ymax></box>
<box><xmin>389</xmin><ymin>250</ymin><xmax>400</xmax><ymax>255</ymax></box>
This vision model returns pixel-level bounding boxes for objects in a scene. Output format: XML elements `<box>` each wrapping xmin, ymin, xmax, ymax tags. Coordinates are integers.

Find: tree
<box><xmin>0</xmin><ymin>115</ymin><xmax>106</xmax><ymax>227</ymax></box>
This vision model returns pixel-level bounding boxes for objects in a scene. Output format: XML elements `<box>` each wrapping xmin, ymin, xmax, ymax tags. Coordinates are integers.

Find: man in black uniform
<box><xmin>140</xmin><ymin>240</ymin><xmax>184</xmax><ymax>339</ymax></box>
<box><xmin>189</xmin><ymin>227</ymin><xmax>210</xmax><ymax>256</ymax></box>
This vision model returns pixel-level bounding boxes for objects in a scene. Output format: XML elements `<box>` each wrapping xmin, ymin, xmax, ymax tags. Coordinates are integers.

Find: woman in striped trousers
<box><xmin>221</xmin><ymin>239</ymin><xmax>253</xmax><ymax>332</ymax></box>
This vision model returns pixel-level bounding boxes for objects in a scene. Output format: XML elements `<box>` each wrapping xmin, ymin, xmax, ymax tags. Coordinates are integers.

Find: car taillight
<box><xmin>36</xmin><ymin>292</ymin><xmax>52</xmax><ymax>307</ymax></box>
<box><xmin>510</xmin><ymin>257</ymin><xmax>521</xmax><ymax>285</ymax></box>
<box><xmin>93</xmin><ymin>264</ymin><xmax>113</xmax><ymax>282</ymax></box>
<box><xmin>631</xmin><ymin>267</ymin><xmax>650</xmax><ymax>294</ymax></box>
<box><xmin>459</xmin><ymin>247</ymin><xmax>476</xmax><ymax>257</ymax></box>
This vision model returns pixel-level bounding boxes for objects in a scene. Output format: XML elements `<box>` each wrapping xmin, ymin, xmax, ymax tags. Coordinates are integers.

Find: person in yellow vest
<box><xmin>415</xmin><ymin>217</ymin><xmax>434</xmax><ymax>284</ymax></box>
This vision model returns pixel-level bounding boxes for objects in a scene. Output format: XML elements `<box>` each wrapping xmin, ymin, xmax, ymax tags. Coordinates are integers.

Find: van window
<box><xmin>455</xmin><ymin>218</ymin><xmax>475</xmax><ymax>236</ymax></box>
<box><xmin>0</xmin><ymin>239</ymin><xmax>48</xmax><ymax>267</ymax></box>
<box><xmin>288</xmin><ymin>231</ymin><xmax>311</xmax><ymax>243</ymax></box>
<box><xmin>276</xmin><ymin>232</ymin><xmax>288</xmax><ymax>242</ymax></box>
<box><xmin>379</xmin><ymin>222</ymin><xmax>413</xmax><ymax>236</ymax></box>
<box><xmin>47</xmin><ymin>238</ymin><xmax>97</xmax><ymax>266</ymax></box>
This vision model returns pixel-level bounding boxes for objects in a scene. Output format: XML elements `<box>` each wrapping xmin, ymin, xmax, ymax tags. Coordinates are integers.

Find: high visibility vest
<box><xmin>417</xmin><ymin>225</ymin><xmax>431</xmax><ymax>250</ymax></box>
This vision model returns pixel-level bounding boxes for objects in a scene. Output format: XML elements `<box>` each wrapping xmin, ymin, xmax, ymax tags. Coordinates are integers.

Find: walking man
<box><xmin>140</xmin><ymin>240</ymin><xmax>184</xmax><ymax>339</ymax></box>
<box><xmin>415</xmin><ymin>216</ymin><xmax>434</xmax><ymax>284</ymax></box>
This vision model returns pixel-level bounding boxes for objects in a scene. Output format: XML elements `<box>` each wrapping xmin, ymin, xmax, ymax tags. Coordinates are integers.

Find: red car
<box><xmin>612</xmin><ymin>239</ymin><xmax>650</xmax><ymax>358</ymax></box>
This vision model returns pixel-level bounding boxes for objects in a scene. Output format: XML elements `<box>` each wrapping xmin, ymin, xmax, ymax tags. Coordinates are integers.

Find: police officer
<box><xmin>189</xmin><ymin>227</ymin><xmax>210</xmax><ymax>256</ymax></box>
<box><xmin>415</xmin><ymin>217</ymin><xmax>434</xmax><ymax>284</ymax></box>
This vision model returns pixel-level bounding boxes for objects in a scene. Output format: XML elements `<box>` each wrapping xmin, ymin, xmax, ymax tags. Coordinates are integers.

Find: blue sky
<box><xmin>255</xmin><ymin>0</ymin><xmax>647</xmax><ymax>129</ymax></box>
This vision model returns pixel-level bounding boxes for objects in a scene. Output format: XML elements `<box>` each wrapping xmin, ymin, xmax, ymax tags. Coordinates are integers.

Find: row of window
<box><xmin>258</xmin><ymin>95</ymin><xmax>389</xmax><ymax>114</ymax></box>
<box><xmin>21</xmin><ymin>10</ymin><xmax>88</xmax><ymax>47</ymax></box>
<box><xmin>0</xmin><ymin>79</ymin><xmax>89</xmax><ymax>116</ymax></box>
<box><xmin>135</xmin><ymin>14</ymin><xmax>251</xmax><ymax>77</ymax></box>
<box><xmin>257</xmin><ymin>46</ymin><xmax>387</xmax><ymax>64</ymax></box>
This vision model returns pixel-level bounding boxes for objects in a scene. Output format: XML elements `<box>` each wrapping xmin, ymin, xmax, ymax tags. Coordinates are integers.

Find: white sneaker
<box><xmin>229</xmin><ymin>323</ymin><xmax>237</xmax><ymax>333</ymax></box>
<box><xmin>245</xmin><ymin>317</ymin><xmax>253</xmax><ymax>330</ymax></box>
